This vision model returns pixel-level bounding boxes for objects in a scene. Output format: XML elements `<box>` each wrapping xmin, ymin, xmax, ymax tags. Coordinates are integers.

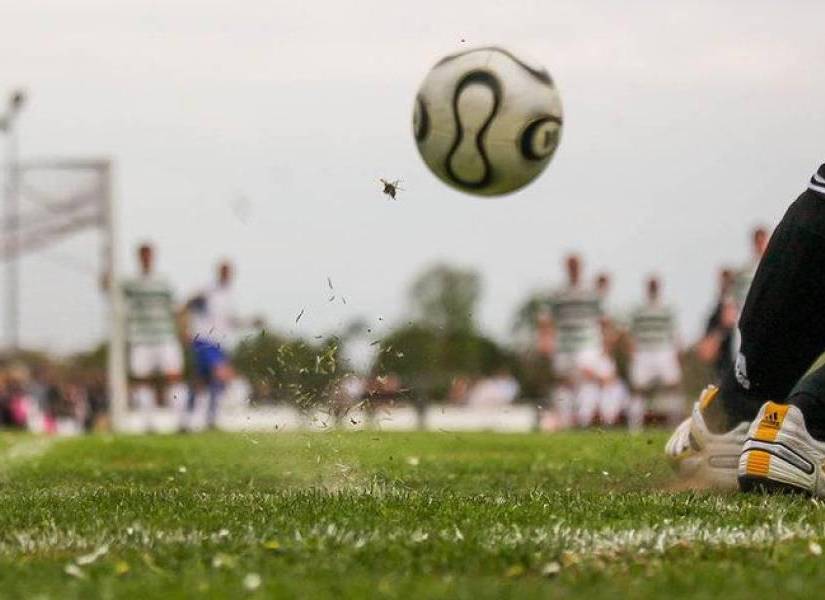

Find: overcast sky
<box><xmin>2</xmin><ymin>0</ymin><xmax>824</xmax><ymax>352</ymax></box>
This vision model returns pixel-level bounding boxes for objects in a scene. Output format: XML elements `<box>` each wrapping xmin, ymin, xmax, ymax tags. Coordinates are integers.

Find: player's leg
<box><xmin>787</xmin><ymin>355</ymin><xmax>825</xmax><ymax>440</ymax></box>
<box><xmin>600</xmin><ymin>379</ymin><xmax>629</xmax><ymax>427</ymax></box>
<box><xmin>195</xmin><ymin>341</ymin><xmax>232</xmax><ymax>429</ymax></box>
<box><xmin>188</xmin><ymin>340</ymin><xmax>214</xmax><ymax>431</ymax></box>
<box><xmin>547</xmin><ymin>353</ymin><xmax>575</xmax><ymax>430</ymax></box>
<box><xmin>575</xmin><ymin>351</ymin><xmax>601</xmax><ymax>427</ymax></box>
<box><xmin>160</xmin><ymin>341</ymin><xmax>188</xmax><ymax>431</ymax></box>
<box><xmin>668</xmin><ymin>172</ymin><xmax>825</xmax><ymax>487</ymax></box>
<box><xmin>707</xmin><ymin>186</ymin><xmax>825</xmax><ymax>432</ymax></box>
<box><xmin>584</xmin><ymin>350</ymin><xmax>620</xmax><ymax>427</ymax></box>
<box><xmin>129</xmin><ymin>344</ymin><xmax>157</xmax><ymax>432</ymax></box>
<box><xmin>207</xmin><ymin>361</ymin><xmax>234</xmax><ymax>429</ymax></box>
<box><xmin>657</xmin><ymin>350</ymin><xmax>684</xmax><ymax>427</ymax></box>
<box><xmin>629</xmin><ymin>352</ymin><xmax>653</xmax><ymax>430</ymax></box>
<box><xmin>576</xmin><ymin>379</ymin><xmax>600</xmax><ymax>427</ymax></box>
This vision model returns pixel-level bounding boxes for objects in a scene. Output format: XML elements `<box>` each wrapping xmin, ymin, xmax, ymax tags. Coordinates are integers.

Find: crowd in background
<box><xmin>0</xmin><ymin>362</ymin><xmax>107</xmax><ymax>433</ymax></box>
<box><xmin>0</xmin><ymin>225</ymin><xmax>770</xmax><ymax>435</ymax></box>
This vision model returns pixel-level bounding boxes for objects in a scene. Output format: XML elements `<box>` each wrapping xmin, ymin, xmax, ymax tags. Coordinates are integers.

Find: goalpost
<box><xmin>1</xmin><ymin>158</ymin><xmax>128</xmax><ymax>430</ymax></box>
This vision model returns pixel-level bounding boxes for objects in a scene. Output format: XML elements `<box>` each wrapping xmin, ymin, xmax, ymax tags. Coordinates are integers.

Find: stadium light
<box><xmin>2</xmin><ymin>88</ymin><xmax>27</xmax><ymax>353</ymax></box>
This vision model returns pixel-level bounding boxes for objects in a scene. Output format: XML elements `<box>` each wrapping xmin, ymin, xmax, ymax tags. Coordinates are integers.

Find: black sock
<box><xmin>787</xmin><ymin>358</ymin><xmax>825</xmax><ymax>441</ymax></box>
<box><xmin>703</xmin><ymin>367</ymin><xmax>767</xmax><ymax>433</ymax></box>
<box><xmin>786</xmin><ymin>393</ymin><xmax>825</xmax><ymax>441</ymax></box>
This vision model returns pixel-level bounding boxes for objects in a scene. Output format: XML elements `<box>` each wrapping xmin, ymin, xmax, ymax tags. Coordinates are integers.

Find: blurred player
<box><xmin>732</xmin><ymin>226</ymin><xmax>770</xmax><ymax>314</ymax></box>
<box><xmin>696</xmin><ymin>268</ymin><xmax>737</xmax><ymax>380</ymax></box>
<box><xmin>628</xmin><ymin>276</ymin><xmax>682</xmax><ymax>429</ymax></box>
<box><xmin>728</xmin><ymin>226</ymin><xmax>770</xmax><ymax>363</ymax></box>
<box><xmin>185</xmin><ymin>260</ymin><xmax>253</xmax><ymax>429</ymax></box>
<box><xmin>122</xmin><ymin>243</ymin><xmax>186</xmax><ymax>432</ymax></box>
<box><xmin>541</xmin><ymin>254</ymin><xmax>603</xmax><ymax>428</ymax></box>
<box><xmin>666</xmin><ymin>163</ymin><xmax>825</xmax><ymax>494</ymax></box>
<box><xmin>591</xmin><ymin>272</ymin><xmax>630</xmax><ymax>427</ymax></box>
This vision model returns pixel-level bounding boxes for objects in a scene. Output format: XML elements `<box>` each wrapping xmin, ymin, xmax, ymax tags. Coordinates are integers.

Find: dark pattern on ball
<box><xmin>445</xmin><ymin>70</ymin><xmax>502</xmax><ymax>189</ymax></box>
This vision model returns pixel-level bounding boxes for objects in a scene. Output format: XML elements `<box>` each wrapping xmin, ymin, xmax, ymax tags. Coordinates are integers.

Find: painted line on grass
<box><xmin>1</xmin><ymin>518</ymin><xmax>823</xmax><ymax>560</ymax></box>
<box><xmin>0</xmin><ymin>436</ymin><xmax>55</xmax><ymax>475</ymax></box>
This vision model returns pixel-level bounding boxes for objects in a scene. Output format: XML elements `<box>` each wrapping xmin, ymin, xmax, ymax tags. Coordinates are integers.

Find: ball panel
<box><xmin>483</xmin><ymin>47</ymin><xmax>554</xmax><ymax>88</ymax></box>
<box><xmin>446</xmin><ymin>79</ymin><xmax>497</xmax><ymax>186</ymax></box>
<box><xmin>480</xmin><ymin>139</ymin><xmax>550</xmax><ymax>195</ymax></box>
<box><xmin>519</xmin><ymin>116</ymin><xmax>562</xmax><ymax>161</ymax></box>
<box><xmin>413</xmin><ymin>95</ymin><xmax>429</xmax><ymax>142</ymax></box>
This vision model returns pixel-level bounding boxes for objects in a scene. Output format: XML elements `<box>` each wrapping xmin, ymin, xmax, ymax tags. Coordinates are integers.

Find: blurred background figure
<box><xmin>540</xmin><ymin>253</ymin><xmax>604</xmax><ymax>430</ymax></box>
<box><xmin>122</xmin><ymin>243</ymin><xmax>187</xmax><ymax>432</ymax></box>
<box><xmin>732</xmin><ymin>226</ymin><xmax>770</xmax><ymax>314</ymax></box>
<box><xmin>730</xmin><ymin>225</ymin><xmax>770</xmax><ymax>363</ymax></box>
<box><xmin>590</xmin><ymin>271</ymin><xmax>630</xmax><ymax>427</ymax></box>
<box><xmin>628</xmin><ymin>275</ymin><xmax>683</xmax><ymax>428</ymax></box>
<box><xmin>696</xmin><ymin>267</ymin><xmax>737</xmax><ymax>380</ymax></box>
<box><xmin>0</xmin><ymin>363</ymin><xmax>30</xmax><ymax>429</ymax></box>
<box><xmin>184</xmin><ymin>259</ymin><xmax>258</xmax><ymax>430</ymax></box>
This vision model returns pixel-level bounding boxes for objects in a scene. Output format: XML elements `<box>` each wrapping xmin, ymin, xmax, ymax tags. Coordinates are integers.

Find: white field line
<box><xmin>1</xmin><ymin>519</ymin><xmax>822</xmax><ymax>559</ymax></box>
<box><xmin>0</xmin><ymin>436</ymin><xmax>54</xmax><ymax>474</ymax></box>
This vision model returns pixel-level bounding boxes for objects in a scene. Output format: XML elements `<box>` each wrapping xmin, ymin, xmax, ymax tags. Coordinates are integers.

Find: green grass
<box><xmin>1</xmin><ymin>429</ymin><xmax>824</xmax><ymax>599</ymax></box>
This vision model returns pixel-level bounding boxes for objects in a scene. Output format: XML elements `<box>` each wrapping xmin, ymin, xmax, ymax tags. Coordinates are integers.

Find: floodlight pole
<box><xmin>1</xmin><ymin>90</ymin><xmax>25</xmax><ymax>354</ymax></box>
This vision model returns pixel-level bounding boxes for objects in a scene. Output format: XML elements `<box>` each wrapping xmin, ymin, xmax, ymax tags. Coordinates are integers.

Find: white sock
<box><xmin>577</xmin><ymin>382</ymin><xmax>600</xmax><ymax>427</ymax></box>
<box><xmin>166</xmin><ymin>383</ymin><xmax>189</xmax><ymax>430</ymax></box>
<box><xmin>133</xmin><ymin>385</ymin><xmax>156</xmax><ymax>433</ymax></box>
<box><xmin>553</xmin><ymin>386</ymin><xmax>576</xmax><ymax>429</ymax></box>
<box><xmin>601</xmin><ymin>381</ymin><xmax>629</xmax><ymax>425</ymax></box>
<box><xmin>661</xmin><ymin>390</ymin><xmax>685</xmax><ymax>426</ymax></box>
<box><xmin>628</xmin><ymin>394</ymin><xmax>646</xmax><ymax>432</ymax></box>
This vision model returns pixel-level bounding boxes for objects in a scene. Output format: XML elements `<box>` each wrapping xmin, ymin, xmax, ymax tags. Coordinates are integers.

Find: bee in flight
<box><xmin>379</xmin><ymin>178</ymin><xmax>403</xmax><ymax>200</ymax></box>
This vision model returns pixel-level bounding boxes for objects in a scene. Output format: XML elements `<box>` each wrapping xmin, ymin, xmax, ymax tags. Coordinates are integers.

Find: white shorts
<box><xmin>631</xmin><ymin>348</ymin><xmax>681</xmax><ymax>388</ymax></box>
<box><xmin>129</xmin><ymin>340</ymin><xmax>184</xmax><ymax>378</ymax></box>
<box><xmin>553</xmin><ymin>348</ymin><xmax>610</xmax><ymax>380</ymax></box>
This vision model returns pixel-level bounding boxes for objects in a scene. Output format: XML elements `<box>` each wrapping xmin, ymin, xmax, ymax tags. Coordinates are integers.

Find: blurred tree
<box><xmin>512</xmin><ymin>290</ymin><xmax>552</xmax><ymax>341</ymax></box>
<box><xmin>410</xmin><ymin>264</ymin><xmax>481</xmax><ymax>334</ymax></box>
<box><xmin>372</xmin><ymin>322</ymin><xmax>513</xmax><ymax>401</ymax></box>
<box><xmin>69</xmin><ymin>342</ymin><xmax>107</xmax><ymax>372</ymax></box>
<box><xmin>510</xmin><ymin>290</ymin><xmax>556</xmax><ymax>400</ymax></box>
<box><xmin>372</xmin><ymin>264</ymin><xmax>516</xmax><ymax>401</ymax></box>
<box><xmin>233</xmin><ymin>331</ymin><xmax>347</xmax><ymax>408</ymax></box>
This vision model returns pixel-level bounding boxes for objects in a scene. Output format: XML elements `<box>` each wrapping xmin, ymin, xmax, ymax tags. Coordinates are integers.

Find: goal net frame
<box><xmin>2</xmin><ymin>157</ymin><xmax>128</xmax><ymax>430</ymax></box>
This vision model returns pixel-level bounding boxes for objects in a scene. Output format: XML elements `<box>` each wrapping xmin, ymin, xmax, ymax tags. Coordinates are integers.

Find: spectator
<box><xmin>697</xmin><ymin>268</ymin><xmax>737</xmax><ymax>379</ymax></box>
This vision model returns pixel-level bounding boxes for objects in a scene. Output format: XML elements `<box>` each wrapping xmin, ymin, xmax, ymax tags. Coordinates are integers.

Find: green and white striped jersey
<box><xmin>549</xmin><ymin>286</ymin><xmax>603</xmax><ymax>354</ymax></box>
<box><xmin>630</xmin><ymin>303</ymin><xmax>677</xmax><ymax>351</ymax></box>
<box><xmin>122</xmin><ymin>275</ymin><xmax>178</xmax><ymax>345</ymax></box>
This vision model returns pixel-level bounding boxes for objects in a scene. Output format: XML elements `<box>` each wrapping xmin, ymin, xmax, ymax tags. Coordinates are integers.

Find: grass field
<box><xmin>1</xmin><ymin>429</ymin><xmax>824</xmax><ymax>599</ymax></box>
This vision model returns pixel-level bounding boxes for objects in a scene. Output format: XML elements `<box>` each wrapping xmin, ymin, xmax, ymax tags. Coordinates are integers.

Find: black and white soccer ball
<box><xmin>413</xmin><ymin>46</ymin><xmax>563</xmax><ymax>196</ymax></box>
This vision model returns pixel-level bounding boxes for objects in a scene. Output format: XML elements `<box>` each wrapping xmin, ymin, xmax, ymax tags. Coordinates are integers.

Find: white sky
<box><xmin>1</xmin><ymin>0</ymin><xmax>824</xmax><ymax>352</ymax></box>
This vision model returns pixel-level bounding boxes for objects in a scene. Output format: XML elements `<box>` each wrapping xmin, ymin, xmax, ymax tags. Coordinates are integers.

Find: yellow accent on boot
<box><xmin>753</xmin><ymin>402</ymin><xmax>788</xmax><ymax>441</ymax></box>
<box><xmin>699</xmin><ymin>385</ymin><xmax>720</xmax><ymax>411</ymax></box>
<box><xmin>745</xmin><ymin>402</ymin><xmax>789</xmax><ymax>477</ymax></box>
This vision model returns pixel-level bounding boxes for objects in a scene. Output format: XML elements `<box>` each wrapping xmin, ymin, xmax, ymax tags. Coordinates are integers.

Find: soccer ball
<box><xmin>413</xmin><ymin>46</ymin><xmax>563</xmax><ymax>197</ymax></box>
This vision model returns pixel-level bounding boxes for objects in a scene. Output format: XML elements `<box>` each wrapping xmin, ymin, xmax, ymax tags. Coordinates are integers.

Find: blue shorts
<box><xmin>192</xmin><ymin>339</ymin><xmax>228</xmax><ymax>380</ymax></box>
